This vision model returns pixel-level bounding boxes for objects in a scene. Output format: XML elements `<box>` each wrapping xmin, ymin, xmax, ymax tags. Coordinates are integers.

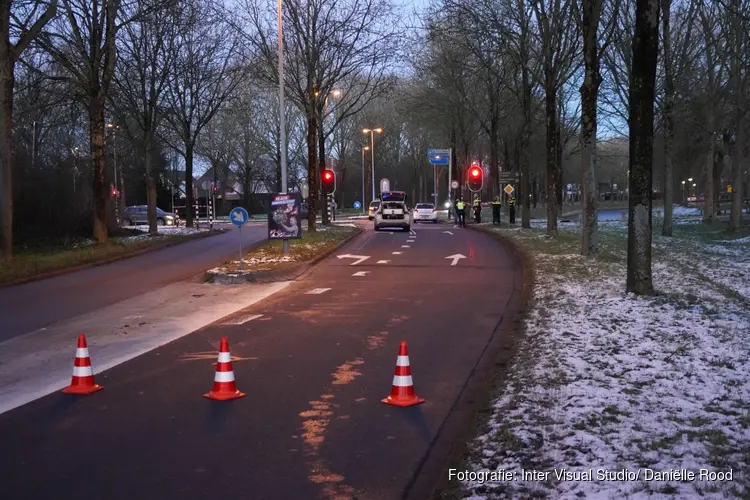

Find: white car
<box><xmin>413</xmin><ymin>203</ymin><xmax>438</xmax><ymax>223</ymax></box>
<box><xmin>374</xmin><ymin>191</ymin><xmax>411</xmax><ymax>232</ymax></box>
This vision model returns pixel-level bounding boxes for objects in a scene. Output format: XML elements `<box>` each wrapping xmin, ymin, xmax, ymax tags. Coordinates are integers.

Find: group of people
<box><xmin>453</xmin><ymin>195</ymin><xmax>516</xmax><ymax>227</ymax></box>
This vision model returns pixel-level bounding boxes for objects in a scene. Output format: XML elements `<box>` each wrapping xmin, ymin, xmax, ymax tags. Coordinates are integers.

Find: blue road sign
<box><xmin>428</xmin><ymin>148</ymin><xmax>450</xmax><ymax>165</ymax></box>
<box><xmin>229</xmin><ymin>207</ymin><xmax>249</xmax><ymax>227</ymax></box>
<box><xmin>353</xmin><ymin>201</ymin><xmax>361</xmax><ymax>209</ymax></box>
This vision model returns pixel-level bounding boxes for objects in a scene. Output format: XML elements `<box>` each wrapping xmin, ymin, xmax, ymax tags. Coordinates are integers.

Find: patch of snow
<box><xmin>118</xmin><ymin>226</ymin><xmax>211</xmax><ymax>245</ymax></box>
<box><xmin>463</xmin><ymin>222</ymin><xmax>750</xmax><ymax>499</ymax></box>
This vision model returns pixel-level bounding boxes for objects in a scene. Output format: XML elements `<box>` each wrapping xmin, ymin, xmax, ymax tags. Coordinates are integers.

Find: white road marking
<box><xmin>443</xmin><ymin>231</ymin><xmax>454</xmax><ymax>235</ymax></box>
<box><xmin>407</xmin><ymin>239</ymin><xmax>415</xmax><ymax>243</ymax></box>
<box><xmin>306</xmin><ymin>288</ymin><xmax>332</xmax><ymax>294</ymax></box>
<box><xmin>376</xmin><ymin>260</ymin><xmax>390</xmax><ymax>264</ymax></box>
<box><xmin>352</xmin><ymin>271</ymin><xmax>370</xmax><ymax>277</ymax></box>
<box><xmin>336</xmin><ymin>254</ymin><xmax>371</xmax><ymax>266</ymax></box>
<box><xmin>401</xmin><ymin>245</ymin><xmax>410</xmax><ymax>248</ymax></box>
<box><xmin>392</xmin><ymin>252</ymin><xmax>402</xmax><ymax>255</ymax></box>
<box><xmin>223</xmin><ymin>314</ymin><xmax>263</xmax><ymax>325</ymax></box>
<box><xmin>446</xmin><ymin>254</ymin><xmax>467</xmax><ymax>266</ymax></box>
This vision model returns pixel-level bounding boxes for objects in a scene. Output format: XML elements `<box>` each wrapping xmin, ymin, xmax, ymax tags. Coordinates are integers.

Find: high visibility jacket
<box><xmin>456</xmin><ymin>201</ymin><xmax>465</xmax><ymax>210</ymax></box>
<box><xmin>509</xmin><ymin>199</ymin><xmax>516</xmax><ymax>206</ymax></box>
<box><xmin>491</xmin><ymin>201</ymin><xmax>501</xmax><ymax>206</ymax></box>
<box><xmin>473</xmin><ymin>199</ymin><xmax>481</xmax><ymax>206</ymax></box>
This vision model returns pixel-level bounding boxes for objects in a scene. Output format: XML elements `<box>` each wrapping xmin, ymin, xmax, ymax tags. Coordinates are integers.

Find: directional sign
<box><xmin>446</xmin><ymin>253</ymin><xmax>466</xmax><ymax>266</ymax></box>
<box><xmin>499</xmin><ymin>173</ymin><xmax>521</xmax><ymax>183</ymax></box>
<box><xmin>337</xmin><ymin>254</ymin><xmax>370</xmax><ymax>266</ymax></box>
<box><xmin>428</xmin><ymin>148</ymin><xmax>450</xmax><ymax>165</ymax></box>
<box><xmin>504</xmin><ymin>184</ymin><xmax>515</xmax><ymax>195</ymax></box>
<box><xmin>229</xmin><ymin>207</ymin><xmax>249</xmax><ymax>227</ymax></box>
<box><xmin>354</xmin><ymin>201</ymin><xmax>362</xmax><ymax>209</ymax></box>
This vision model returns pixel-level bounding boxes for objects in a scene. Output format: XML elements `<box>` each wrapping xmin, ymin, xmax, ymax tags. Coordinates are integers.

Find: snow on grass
<box><xmin>462</xmin><ymin>211</ymin><xmax>750</xmax><ymax>499</ymax></box>
<box><xmin>116</xmin><ymin>225</ymin><xmax>212</xmax><ymax>245</ymax></box>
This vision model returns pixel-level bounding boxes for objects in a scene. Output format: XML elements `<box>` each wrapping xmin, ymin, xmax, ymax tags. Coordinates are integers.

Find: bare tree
<box><xmin>627</xmin><ymin>0</ymin><xmax>660</xmax><ymax>295</ymax></box>
<box><xmin>38</xmin><ymin>0</ymin><xmax>124</xmax><ymax>243</ymax></box>
<box><xmin>113</xmin><ymin>0</ymin><xmax>176</xmax><ymax>235</ymax></box>
<box><xmin>0</xmin><ymin>0</ymin><xmax>57</xmax><ymax>259</ymax></box>
<box><xmin>531</xmin><ymin>0</ymin><xmax>580</xmax><ymax>237</ymax></box>
<box><xmin>237</xmin><ymin>0</ymin><xmax>401</xmax><ymax>232</ymax></box>
<box><xmin>727</xmin><ymin>0</ymin><xmax>748</xmax><ymax>232</ymax></box>
<box><xmin>161</xmin><ymin>0</ymin><xmax>245</xmax><ymax>228</ymax></box>
<box><xmin>575</xmin><ymin>0</ymin><xmax>619</xmax><ymax>255</ymax></box>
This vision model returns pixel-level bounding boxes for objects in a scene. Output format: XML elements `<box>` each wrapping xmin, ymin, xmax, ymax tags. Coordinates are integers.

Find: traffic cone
<box><xmin>382</xmin><ymin>341</ymin><xmax>425</xmax><ymax>407</ymax></box>
<box><xmin>204</xmin><ymin>337</ymin><xmax>245</xmax><ymax>401</ymax></box>
<box><xmin>62</xmin><ymin>334</ymin><xmax>103</xmax><ymax>395</ymax></box>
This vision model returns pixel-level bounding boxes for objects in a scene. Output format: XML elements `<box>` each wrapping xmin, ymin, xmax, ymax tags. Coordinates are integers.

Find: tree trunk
<box><xmin>144</xmin><ymin>133</ymin><xmax>157</xmax><ymax>235</ymax></box>
<box><xmin>0</xmin><ymin>54</ymin><xmax>13</xmax><ymax>259</ymax></box>
<box><xmin>556</xmin><ymin>104</ymin><xmax>564</xmax><ymax>211</ymax></box>
<box><xmin>307</xmin><ymin>111</ymin><xmax>317</xmax><ymax>232</ymax></box>
<box><xmin>318</xmin><ymin>108</ymin><xmax>328</xmax><ymax>225</ymax></box>
<box><xmin>729</xmin><ymin>127</ymin><xmax>743</xmax><ymax>232</ymax></box>
<box><xmin>89</xmin><ymin>94</ymin><xmax>108</xmax><ymax>243</ymax></box>
<box><xmin>544</xmin><ymin>69</ymin><xmax>559</xmax><ymax>237</ymax></box>
<box><xmin>184</xmin><ymin>140</ymin><xmax>194</xmax><ymax>227</ymax></box>
<box><xmin>580</xmin><ymin>0</ymin><xmax>601</xmax><ymax>256</ymax></box>
<box><xmin>490</xmin><ymin>114</ymin><xmax>499</xmax><ymax>198</ymax></box>
<box><xmin>703</xmin><ymin>128</ymin><xmax>716</xmax><ymax>221</ymax></box>
<box><xmin>626</xmin><ymin>0</ymin><xmax>660</xmax><ymax>296</ymax></box>
<box><xmin>521</xmin><ymin>65</ymin><xmax>532</xmax><ymax>228</ymax></box>
<box><xmin>661</xmin><ymin>0</ymin><xmax>674</xmax><ymax>236</ymax></box>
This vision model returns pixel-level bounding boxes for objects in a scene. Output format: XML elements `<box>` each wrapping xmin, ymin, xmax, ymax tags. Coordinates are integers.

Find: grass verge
<box><xmin>209</xmin><ymin>225</ymin><xmax>359</xmax><ymax>275</ymax></box>
<box><xmin>0</xmin><ymin>229</ymin><xmax>220</xmax><ymax>286</ymax></box>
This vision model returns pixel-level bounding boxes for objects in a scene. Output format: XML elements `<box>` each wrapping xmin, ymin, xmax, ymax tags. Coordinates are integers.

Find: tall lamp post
<box><xmin>362</xmin><ymin>127</ymin><xmax>383</xmax><ymax>203</ymax></box>
<box><xmin>361</xmin><ymin>146</ymin><xmax>370</xmax><ymax>214</ymax></box>
<box><xmin>681</xmin><ymin>180</ymin><xmax>686</xmax><ymax>205</ymax></box>
<box><xmin>278</xmin><ymin>0</ymin><xmax>289</xmax><ymax>253</ymax></box>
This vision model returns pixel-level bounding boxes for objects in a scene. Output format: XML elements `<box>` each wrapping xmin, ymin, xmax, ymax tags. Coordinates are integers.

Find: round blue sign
<box><xmin>353</xmin><ymin>201</ymin><xmax>361</xmax><ymax>209</ymax></box>
<box><xmin>229</xmin><ymin>207</ymin><xmax>249</xmax><ymax>227</ymax></box>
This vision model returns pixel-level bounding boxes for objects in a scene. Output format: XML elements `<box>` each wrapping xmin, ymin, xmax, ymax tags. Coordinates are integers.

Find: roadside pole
<box><xmin>239</xmin><ymin>226</ymin><xmax>243</xmax><ymax>271</ymax></box>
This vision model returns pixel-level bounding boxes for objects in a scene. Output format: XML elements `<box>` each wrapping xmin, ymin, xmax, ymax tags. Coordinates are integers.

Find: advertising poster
<box><xmin>268</xmin><ymin>192</ymin><xmax>302</xmax><ymax>239</ymax></box>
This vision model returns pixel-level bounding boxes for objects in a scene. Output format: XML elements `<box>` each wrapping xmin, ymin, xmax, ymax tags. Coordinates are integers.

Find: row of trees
<box><xmin>0</xmin><ymin>0</ymin><xmax>403</xmax><ymax>258</ymax></box>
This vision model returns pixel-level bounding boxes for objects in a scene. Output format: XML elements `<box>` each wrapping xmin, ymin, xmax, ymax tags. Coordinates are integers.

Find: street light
<box><xmin>362</xmin><ymin>128</ymin><xmax>383</xmax><ymax>203</ymax></box>
<box><xmin>361</xmin><ymin>146</ymin><xmax>370</xmax><ymax>214</ymax></box>
<box><xmin>681</xmin><ymin>180</ymin><xmax>686</xmax><ymax>204</ymax></box>
<box><xmin>278</xmin><ymin>0</ymin><xmax>288</xmax><ymax>253</ymax></box>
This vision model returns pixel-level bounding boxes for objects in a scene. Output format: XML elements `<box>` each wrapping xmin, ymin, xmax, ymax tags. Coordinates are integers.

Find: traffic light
<box><xmin>322</xmin><ymin>169</ymin><xmax>336</xmax><ymax>194</ymax></box>
<box><xmin>468</xmin><ymin>165</ymin><xmax>483</xmax><ymax>192</ymax></box>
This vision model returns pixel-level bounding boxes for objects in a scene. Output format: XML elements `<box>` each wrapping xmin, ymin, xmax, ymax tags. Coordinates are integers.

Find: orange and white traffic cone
<box><xmin>382</xmin><ymin>341</ymin><xmax>425</xmax><ymax>407</ymax></box>
<box><xmin>62</xmin><ymin>334</ymin><xmax>104</xmax><ymax>395</ymax></box>
<box><xmin>204</xmin><ymin>337</ymin><xmax>245</xmax><ymax>401</ymax></box>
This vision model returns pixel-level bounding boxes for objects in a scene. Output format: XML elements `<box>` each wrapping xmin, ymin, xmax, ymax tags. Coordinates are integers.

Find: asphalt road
<box><xmin>0</xmin><ymin>221</ymin><xmax>524</xmax><ymax>500</ymax></box>
<box><xmin>0</xmin><ymin>223</ymin><xmax>267</xmax><ymax>342</ymax></box>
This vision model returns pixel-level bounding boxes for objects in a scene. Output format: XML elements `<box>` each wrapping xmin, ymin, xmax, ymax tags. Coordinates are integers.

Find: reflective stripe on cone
<box><xmin>382</xmin><ymin>341</ymin><xmax>424</xmax><ymax>407</ymax></box>
<box><xmin>62</xmin><ymin>334</ymin><xmax>103</xmax><ymax>395</ymax></box>
<box><xmin>204</xmin><ymin>337</ymin><xmax>245</xmax><ymax>401</ymax></box>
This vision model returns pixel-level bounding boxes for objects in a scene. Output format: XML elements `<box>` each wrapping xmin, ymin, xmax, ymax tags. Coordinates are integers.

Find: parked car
<box><xmin>413</xmin><ymin>203</ymin><xmax>438</xmax><ymax>223</ymax></box>
<box><xmin>368</xmin><ymin>200</ymin><xmax>381</xmax><ymax>220</ymax></box>
<box><xmin>122</xmin><ymin>205</ymin><xmax>179</xmax><ymax>226</ymax></box>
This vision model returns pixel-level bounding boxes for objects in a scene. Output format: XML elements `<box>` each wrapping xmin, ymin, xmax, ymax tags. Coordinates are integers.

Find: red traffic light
<box><xmin>322</xmin><ymin>169</ymin><xmax>336</xmax><ymax>194</ymax></box>
<box><xmin>471</xmin><ymin>167</ymin><xmax>481</xmax><ymax>178</ymax></box>
<box><xmin>324</xmin><ymin>171</ymin><xmax>333</xmax><ymax>181</ymax></box>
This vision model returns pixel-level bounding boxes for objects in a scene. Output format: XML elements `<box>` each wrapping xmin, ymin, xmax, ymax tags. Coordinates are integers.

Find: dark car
<box><xmin>122</xmin><ymin>205</ymin><xmax>179</xmax><ymax>226</ymax></box>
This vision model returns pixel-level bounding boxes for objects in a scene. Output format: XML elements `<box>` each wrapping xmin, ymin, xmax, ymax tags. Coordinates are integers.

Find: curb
<box><xmin>206</xmin><ymin>226</ymin><xmax>364</xmax><ymax>285</ymax></box>
<box><xmin>413</xmin><ymin>225</ymin><xmax>535</xmax><ymax>500</ymax></box>
<box><xmin>0</xmin><ymin>229</ymin><xmax>226</xmax><ymax>289</ymax></box>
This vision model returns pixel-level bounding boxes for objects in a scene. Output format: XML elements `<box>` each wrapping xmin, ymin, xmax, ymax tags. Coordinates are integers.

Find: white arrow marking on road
<box><xmin>336</xmin><ymin>254</ymin><xmax>371</xmax><ymax>266</ymax></box>
<box><xmin>352</xmin><ymin>271</ymin><xmax>370</xmax><ymax>277</ymax></box>
<box><xmin>445</xmin><ymin>254</ymin><xmax>467</xmax><ymax>266</ymax></box>
<box><xmin>401</xmin><ymin>245</ymin><xmax>410</xmax><ymax>248</ymax></box>
<box><xmin>376</xmin><ymin>260</ymin><xmax>390</xmax><ymax>264</ymax></box>
<box><xmin>443</xmin><ymin>231</ymin><xmax>453</xmax><ymax>235</ymax></box>
<box><xmin>392</xmin><ymin>251</ymin><xmax>402</xmax><ymax>255</ymax></box>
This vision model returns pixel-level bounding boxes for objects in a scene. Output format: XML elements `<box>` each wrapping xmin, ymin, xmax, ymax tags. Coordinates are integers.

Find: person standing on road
<box><xmin>456</xmin><ymin>198</ymin><xmax>466</xmax><ymax>227</ymax></box>
<box><xmin>509</xmin><ymin>195</ymin><xmax>516</xmax><ymax>224</ymax></box>
<box><xmin>453</xmin><ymin>198</ymin><xmax>459</xmax><ymax>226</ymax></box>
<box><xmin>491</xmin><ymin>196</ymin><xmax>502</xmax><ymax>225</ymax></box>
<box><xmin>472</xmin><ymin>197</ymin><xmax>481</xmax><ymax>223</ymax></box>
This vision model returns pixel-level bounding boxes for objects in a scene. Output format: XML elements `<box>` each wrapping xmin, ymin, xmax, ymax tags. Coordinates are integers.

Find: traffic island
<box><xmin>205</xmin><ymin>225</ymin><xmax>362</xmax><ymax>284</ymax></box>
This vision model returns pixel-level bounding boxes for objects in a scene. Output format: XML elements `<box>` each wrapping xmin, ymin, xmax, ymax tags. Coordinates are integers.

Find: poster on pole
<box><xmin>268</xmin><ymin>193</ymin><xmax>302</xmax><ymax>240</ymax></box>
